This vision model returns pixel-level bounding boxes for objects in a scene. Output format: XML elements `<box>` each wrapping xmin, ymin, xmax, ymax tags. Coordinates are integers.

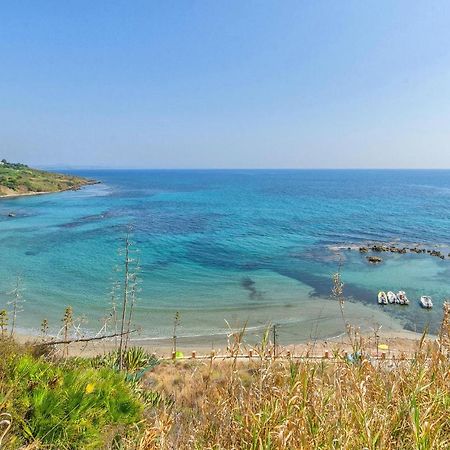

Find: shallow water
<box><xmin>0</xmin><ymin>170</ymin><xmax>449</xmax><ymax>342</ymax></box>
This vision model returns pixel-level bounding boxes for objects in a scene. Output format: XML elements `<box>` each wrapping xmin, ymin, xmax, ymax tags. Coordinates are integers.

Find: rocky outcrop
<box><xmin>367</xmin><ymin>256</ymin><xmax>383</xmax><ymax>264</ymax></box>
<box><xmin>349</xmin><ymin>242</ymin><xmax>447</xmax><ymax>261</ymax></box>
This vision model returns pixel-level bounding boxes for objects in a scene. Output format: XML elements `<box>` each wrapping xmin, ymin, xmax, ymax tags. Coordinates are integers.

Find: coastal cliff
<box><xmin>0</xmin><ymin>159</ymin><xmax>94</xmax><ymax>197</ymax></box>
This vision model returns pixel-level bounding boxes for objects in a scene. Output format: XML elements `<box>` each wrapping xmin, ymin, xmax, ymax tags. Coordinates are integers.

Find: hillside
<box><xmin>0</xmin><ymin>159</ymin><xmax>94</xmax><ymax>197</ymax></box>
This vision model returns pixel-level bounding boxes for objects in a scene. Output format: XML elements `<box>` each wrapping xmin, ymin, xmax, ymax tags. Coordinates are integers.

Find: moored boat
<box><xmin>419</xmin><ymin>296</ymin><xmax>433</xmax><ymax>309</ymax></box>
<box><xmin>387</xmin><ymin>291</ymin><xmax>397</xmax><ymax>304</ymax></box>
<box><xmin>378</xmin><ymin>291</ymin><xmax>388</xmax><ymax>305</ymax></box>
<box><xmin>397</xmin><ymin>290</ymin><xmax>409</xmax><ymax>305</ymax></box>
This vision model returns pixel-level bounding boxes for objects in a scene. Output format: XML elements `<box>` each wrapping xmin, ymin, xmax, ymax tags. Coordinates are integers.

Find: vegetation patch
<box><xmin>0</xmin><ymin>341</ymin><xmax>158</xmax><ymax>449</ymax></box>
<box><xmin>0</xmin><ymin>159</ymin><xmax>93</xmax><ymax>196</ymax></box>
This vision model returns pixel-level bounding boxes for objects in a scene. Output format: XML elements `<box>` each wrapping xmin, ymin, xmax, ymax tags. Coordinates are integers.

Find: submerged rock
<box><xmin>359</xmin><ymin>247</ymin><xmax>368</xmax><ymax>253</ymax></box>
<box><xmin>367</xmin><ymin>256</ymin><xmax>383</xmax><ymax>264</ymax></box>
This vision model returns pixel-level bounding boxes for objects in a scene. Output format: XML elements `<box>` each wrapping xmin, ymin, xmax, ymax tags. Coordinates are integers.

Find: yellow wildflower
<box><xmin>85</xmin><ymin>383</ymin><xmax>95</xmax><ymax>394</ymax></box>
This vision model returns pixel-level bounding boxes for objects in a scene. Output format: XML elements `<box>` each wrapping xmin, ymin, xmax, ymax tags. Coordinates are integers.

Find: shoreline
<box><xmin>14</xmin><ymin>327</ymin><xmax>436</xmax><ymax>358</ymax></box>
<box><xmin>10</xmin><ymin>293</ymin><xmax>443</xmax><ymax>358</ymax></box>
<box><xmin>0</xmin><ymin>180</ymin><xmax>99</xmax><ymax>200</ymax></box>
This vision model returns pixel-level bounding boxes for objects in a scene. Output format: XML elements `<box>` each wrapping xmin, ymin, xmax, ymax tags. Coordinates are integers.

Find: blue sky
<box><xmin>1</xmin><ymin>1</ymin><xmax>450</xmax><ymax>168</ymax></box>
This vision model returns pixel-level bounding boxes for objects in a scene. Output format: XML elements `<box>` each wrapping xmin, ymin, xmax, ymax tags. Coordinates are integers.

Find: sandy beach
<box><xmin>14</xmin><ymin>327</ymin><xmax>437</xmax><ymax>360</ymax></box>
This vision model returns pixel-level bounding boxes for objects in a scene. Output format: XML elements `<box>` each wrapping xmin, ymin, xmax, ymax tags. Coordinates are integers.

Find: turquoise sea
<box><xmin>1</xmin><ymin>170</ymin><xmax>449</xmax><ymax>343</ymax></box>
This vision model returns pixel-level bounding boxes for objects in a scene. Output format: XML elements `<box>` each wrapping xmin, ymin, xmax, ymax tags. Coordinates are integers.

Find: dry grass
<box><xmin>138</xmin><ymin>307</ymin><xmax>450</xmax><ymax>449</ymax></box>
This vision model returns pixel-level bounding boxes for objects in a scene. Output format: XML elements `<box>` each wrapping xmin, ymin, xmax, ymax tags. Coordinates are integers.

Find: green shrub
<box><xmin>91</xmin><ymin>347</ymin><xmax>159</xmax><ymax>373</ymax></box>
<box><xmin>0</xmin><ymin>352</ymin><xmax>144</xmax><ymax>449</ymax></box>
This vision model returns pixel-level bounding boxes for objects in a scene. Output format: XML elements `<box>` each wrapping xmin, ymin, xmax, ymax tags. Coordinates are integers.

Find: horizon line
<box><xmin>40</xmin><ymin>166</ymin><xmax>450</xmax><ymax>171</ymax></box>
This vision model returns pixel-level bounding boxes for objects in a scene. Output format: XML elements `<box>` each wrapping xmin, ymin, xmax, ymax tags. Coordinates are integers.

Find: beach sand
<box><xmin>15</xmin><ymin>327</ymin><xmax>435</xmax><ymax>360</ymax></box>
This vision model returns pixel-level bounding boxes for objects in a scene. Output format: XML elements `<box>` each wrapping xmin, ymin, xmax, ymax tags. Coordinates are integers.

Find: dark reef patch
<box><xmin>58</xmin><ymin>211</ymin><xmax>115</xmax><ymax>229</ymax></box>
<box><xmin>240</xmin><ymin>276</ymin><xmax>264</xmax><ymax>300</ymax></box>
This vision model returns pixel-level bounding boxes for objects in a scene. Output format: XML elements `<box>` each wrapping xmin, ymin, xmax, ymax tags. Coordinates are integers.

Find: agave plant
<box><xmin>92</xmin><ymin>347</ymin><xmax>159</xmax><ymax>373</ymax></box>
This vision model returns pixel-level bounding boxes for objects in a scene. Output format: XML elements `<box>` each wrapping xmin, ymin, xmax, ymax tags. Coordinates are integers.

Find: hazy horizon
<box><xmin>37</xmin><ymin>166</ymin><xmax>450</xmax><ymax>171</ymax></box>
<box><xmin>2</xmin><ymin>1</ymin><xmax>450</xmax><ymax>169</ymax></box>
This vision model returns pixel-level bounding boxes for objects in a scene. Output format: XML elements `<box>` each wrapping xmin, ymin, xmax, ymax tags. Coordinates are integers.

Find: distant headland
<box><xmin>0</xmin><ymin>159</ymin><xmax>97</xmax><ymax>198</ymax></box>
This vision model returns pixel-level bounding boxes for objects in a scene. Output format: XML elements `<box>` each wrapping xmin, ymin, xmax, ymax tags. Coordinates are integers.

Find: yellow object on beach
<box><xmin>378</xmin><ymin>344</ymin><xmax>389</xmax><ymax>350</ymax></box>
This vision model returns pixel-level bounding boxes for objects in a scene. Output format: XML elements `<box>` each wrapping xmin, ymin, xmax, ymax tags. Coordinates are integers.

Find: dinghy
<box><xmin>387</xmin><ymin>291</ymin><xmax>397</xmax><ymax>304</ymax></box>
<box><xmin>397</xmin><ymin>291</ymin><xmax>409</xmax><ymax>305</ymax></box>
<box><xmin>378</xmin><ymin>291</ymin><xmax>388</xmax><ymax>305</ymax></box>
<box><xmin>419</xmin><ymin>296</ymin><xmax>433</xmax><ymax>309</ymax></box>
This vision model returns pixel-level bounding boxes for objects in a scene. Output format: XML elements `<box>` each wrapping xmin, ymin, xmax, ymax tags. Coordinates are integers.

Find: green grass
<box><xmin>0</xmin><ymin>160</ymin><xmax>91</xmax><ymax>196</ymax></box>
<box><xmin>0</xmin><ymin>340</ymin><xmax>147</xmax><ymax>449</ymax></box>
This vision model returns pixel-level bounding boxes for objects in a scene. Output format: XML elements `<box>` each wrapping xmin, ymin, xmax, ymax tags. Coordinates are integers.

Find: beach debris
<box><xmin>378</xmin><ymin>343</ymin><xmax>389</xmax><ymax>351</ymax></box>
<box><xmin>367</xmin><ymin>256</ymin><xmax>383</xmax><ymax>264</ymax></box>
<box><xmin>345</xmin><ymin>351</ymin><xmax>365</xmax><ymax>364</ymax></box>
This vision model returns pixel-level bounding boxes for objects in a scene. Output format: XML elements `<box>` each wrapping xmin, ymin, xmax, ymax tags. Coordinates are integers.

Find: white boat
<box><xmin>378</xmin><ymin>291</ymin><xmax>388</xmax><ymax>305</ymax></box>
<box><xmin>387</xmin><ymin>291</ymin><xmax>397</xmax><ymax>304</ymax></box>
<box><xmin>397</xmin><ymin>291</ymin><xmax>409</xmax><ymax>305</ymax></box>
<box><xmin>420</xmin><ymin>296</ymin><xmax>433</xmax><ymax>309</ymax></box>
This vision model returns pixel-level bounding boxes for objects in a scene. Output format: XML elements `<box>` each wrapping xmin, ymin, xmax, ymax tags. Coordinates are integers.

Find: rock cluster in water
<box><xmin>366</xmin><ymin>255</ymin><xmax>383</xmax><ymax>264</ymax></box>
<box><xmin>357</xmin><ymin>244</ymin><xmax>447</xmax><ymax>260</ymax></box>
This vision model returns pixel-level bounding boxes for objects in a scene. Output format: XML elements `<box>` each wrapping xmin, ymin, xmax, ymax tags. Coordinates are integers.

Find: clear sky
<box><xmin>1</xmin><ymin>1</ymin><xmax>450</xmax><ymax>169</ymax></box>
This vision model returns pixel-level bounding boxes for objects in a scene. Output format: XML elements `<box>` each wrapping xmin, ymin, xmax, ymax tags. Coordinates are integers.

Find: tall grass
<box><xmin>140</xmin><ymin>305</ymin><xmax>450</xmax><ymax>449</ymax></box>
<box><xmin>1</xmin><ymin>310</ymin><xmax>448</xmax><ymax>449</ymax></box>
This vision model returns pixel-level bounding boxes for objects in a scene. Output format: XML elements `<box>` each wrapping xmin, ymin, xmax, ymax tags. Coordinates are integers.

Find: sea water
<box><xmin>0</xmin><ymin>170</ymin><xmax>449</xmax><ymax>343</ymax></box>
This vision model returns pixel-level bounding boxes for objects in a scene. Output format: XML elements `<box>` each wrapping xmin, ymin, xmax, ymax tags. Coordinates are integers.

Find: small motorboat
<box><xmin>378</xmin><ymin>291</ymin><xmax>388</xmax><ymax>305</ymax></box>
<box><xmin>419</xmin><ymin>296</ymin><xmax>433</xmax><ymax>309</ymax></box>
<box><xmin>387</xmin><ymin>291</ymin><xmax>397</xmax><ymax>304</ymax></box>
<box><xmin>397</xmin><ymin>291</ymin><xmax>409</xmax><ymax>305</ymax></box>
